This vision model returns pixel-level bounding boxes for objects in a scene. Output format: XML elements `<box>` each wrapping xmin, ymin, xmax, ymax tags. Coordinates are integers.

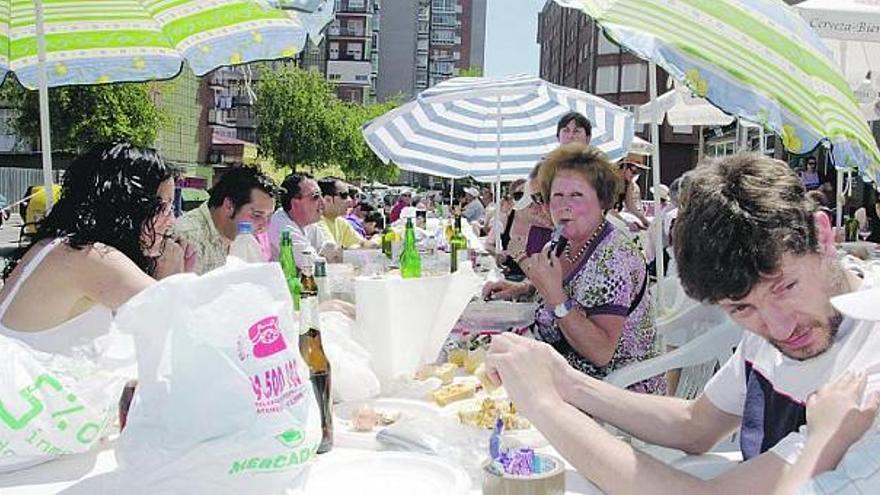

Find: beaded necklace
<box><xmin>563</xmin><ymin>220</ymin><xmax>606</xmax><ymax>264</ymax></box>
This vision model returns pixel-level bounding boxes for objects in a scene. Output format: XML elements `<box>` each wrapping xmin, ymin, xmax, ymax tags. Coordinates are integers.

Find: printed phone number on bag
<box><xmin>250</xmin><ymin>358</ymin><xmax>307</xmax><ymax>414</ymax></box>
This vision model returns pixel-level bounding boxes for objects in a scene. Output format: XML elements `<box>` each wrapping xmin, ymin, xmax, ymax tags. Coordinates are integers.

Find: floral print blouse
<box><xmin>533</xmin><ymin>222</ymin><xmax>666</xmax><ymax>395</ymax></box>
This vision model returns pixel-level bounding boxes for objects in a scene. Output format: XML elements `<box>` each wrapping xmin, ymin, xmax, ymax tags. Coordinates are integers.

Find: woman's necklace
<box><xmin>563</xmin><ymin>220</ymin><xmax>606</xmax><ymax>264</ymax></box>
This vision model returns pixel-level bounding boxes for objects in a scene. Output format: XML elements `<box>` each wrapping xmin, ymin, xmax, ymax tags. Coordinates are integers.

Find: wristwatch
<box><xmin>553</xmin><ymin>299</ymin><xmax>575</xmax><ymax>319</ymax></box>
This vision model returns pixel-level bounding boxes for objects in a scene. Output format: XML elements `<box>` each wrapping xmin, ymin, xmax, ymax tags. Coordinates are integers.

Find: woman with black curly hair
<box><xmin>0</xmin><ymin>143</ymin><xmax>193</xmax><ymax>357</ymax></box>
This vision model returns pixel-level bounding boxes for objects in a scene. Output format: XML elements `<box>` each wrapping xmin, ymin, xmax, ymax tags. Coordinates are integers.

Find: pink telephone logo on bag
<box><xmin>248</xmin><ymin>316</ymin><xmax>287</xmax><ymax>359</ymax></box>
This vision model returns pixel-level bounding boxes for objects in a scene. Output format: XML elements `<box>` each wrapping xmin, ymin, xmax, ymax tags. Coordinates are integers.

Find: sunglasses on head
<box><xmin>530</xmin><ymin>192</ymin><xmax>545</xmax><ymax>205</ymax></box>
<box><xmin>512</xmin><ymin>191</ymin><xmax>525</xmax><ymax>201</ymax></box>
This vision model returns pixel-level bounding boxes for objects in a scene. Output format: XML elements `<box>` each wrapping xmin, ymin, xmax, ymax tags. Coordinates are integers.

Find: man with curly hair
<box><xmin>484</xmin><ymin>153</ymin><xmax>880</xmax><ymax>493</ymax></box>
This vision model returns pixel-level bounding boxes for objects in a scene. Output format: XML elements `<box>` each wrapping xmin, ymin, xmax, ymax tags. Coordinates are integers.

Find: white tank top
<box><xmin>0</xmin><ymin>239</ymin><xmax>114</xmax><ymax>359</ymax></box>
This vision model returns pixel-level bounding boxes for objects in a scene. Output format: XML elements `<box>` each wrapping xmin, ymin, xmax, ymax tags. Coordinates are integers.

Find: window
<box><xmin>347</xmin><ymin>19</ymin><xmax>363</xmax><ymax>36</ymax></box>
<box><xmin>672</xmin><ymin>125</ymin><xmax>693</xmax><ymax>134</ymax></box>
<box><xmin>431</xmin><ymin>29</ymin><xmax>456</xmax><ymax>44</ymax></box>
<box><xmin>329</xmin><ymin>42</ymin><xmax>339</xmax><ymax>60</ymax></box>
<box><xmin>346</xmin><ymin>43</ymin><xmax>363</xmax><ymax>60</ymax></box>
<box><xmin>597</xmin><ymin>32</ymin><xmax>618</xmax><ymax>55</ymax></box>
<box><xmin>620</xmin><ymin>63</ymin><xmax>646</xmax><ymax>92</ymax></box>
<box><xmin>595</xmin><ymin>65</ymin><xmax>618</xmax><ymax>94</ymax></box>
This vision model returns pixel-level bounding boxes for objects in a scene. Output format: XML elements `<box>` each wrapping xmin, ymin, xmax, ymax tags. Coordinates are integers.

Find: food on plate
<box><xmin>350</xmin><ymin>404</ymin><xmax>403</xmax><ymax>432</ymax></box>
<box><xmin>463</xmin><ymin>348</ymin><xmax>486</xmax><ymax>374</ymax></box>
<box><xmin>474</xmin><ymin>363</ymin><xmax>499</xmax><ymax>393</ymax></box>
<box><xmin>457</xmin><ymin>398</ymin><xmax>531</xmax><ymax>430</ymax></box>
<box><xmin>448</xmin><ymin>348</ymin><xmax>468</xmax><ymax>367</ymax></box>
<box><xmin>432</xmin><ymin>382</ymin><xmax>476</xmax><ymax>406</ymax></box>
<box><xmin>415</xmin><ymin>362</ymin><xmax>456</xmax><ymax>384</ymax></box>
<box><xmin>352</xmin><ymin>404</ymin><xmax>378</xmax><ymax>432</ymax></box>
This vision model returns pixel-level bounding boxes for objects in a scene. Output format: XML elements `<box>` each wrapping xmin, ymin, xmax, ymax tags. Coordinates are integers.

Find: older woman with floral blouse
<box><xmin>487</xmin><ymin>144</ymin><xmax>665</xmax><ymax>394</ymax></box>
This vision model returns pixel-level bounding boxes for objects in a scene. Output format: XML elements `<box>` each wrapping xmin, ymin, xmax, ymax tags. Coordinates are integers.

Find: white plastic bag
<box><xmin>320</xmin><ymin>311</ymin><xmax>380</xmax><ymax>402</ymax></box>
<box><xmin>73</xmin><ymin>260</ymin><xmax>322</xmax><ymax>494</ymax></box>
<box><xmin>0</xmin><ymin>334</ymin><xmax>131</xmax><ymax>473</ymax></box>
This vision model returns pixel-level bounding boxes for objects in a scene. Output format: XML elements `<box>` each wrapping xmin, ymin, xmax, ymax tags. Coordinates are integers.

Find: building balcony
<box><xmin>327</xmin><ymin>60</ymin><xmax>372</xmax><ymax>86</ymax></box>
<box><xmin>326</xmin><ymin>26</ymin><xmax>369</xmax><ymax>38</ymax></box>
<box><xmin>335</xmin><ymin>0</ymin><xmax>369</xmax><ymax>14</ymax></box>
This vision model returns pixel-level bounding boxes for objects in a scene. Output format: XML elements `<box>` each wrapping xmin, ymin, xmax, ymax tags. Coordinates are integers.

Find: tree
<box><xmin>255</xmin><ymin>65</ymin><xmax>401</xmax><ymax>182</ymax></box>
<box><xmin>336</xmin><ymin>99</ymin><xmax>400</xmax><ymax>183</ymax></box>
<box><xmin>0</xmin><ymin>78</ymin><xmax>167</xmax><ymax>151</ymax></box>
<box><xmin>255</xmin><ymin>66</ymin><xmax>345</xmax><ymax>171</ymax></box>
<box><xmin>459</xmin><ymin>66</ymin><xmax>483</xmax><ymax>77</ymax></box>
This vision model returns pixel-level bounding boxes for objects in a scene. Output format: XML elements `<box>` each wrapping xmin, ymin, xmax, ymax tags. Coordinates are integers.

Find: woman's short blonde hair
<box><xmin>537</xmin><ymin>144</ymin><xmax>622</xmax><ymax>210</ymax></box>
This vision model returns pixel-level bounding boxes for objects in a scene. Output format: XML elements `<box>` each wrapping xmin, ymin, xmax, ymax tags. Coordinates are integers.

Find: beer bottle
<box><xmin>314</xmin><ymin>257</ymin><xmax>329</xmax><ymax>303</ymax></box>
<box><xmin>279</xmin><ymin>229</ymin><xmax>303</xmax><ymax>311</ymax></box>
<box><xmin>300</xmin><ymin>265</ymin><xmax>318</xmax><ymax>298</ymax></box>
<box><xmin>449</xmin><ymin>213</ymin><xmax>467</xmax><ymax>273</ymax></box>
<box><xmin>399</xmin><ymin>217</ymin><xmax>422</xmax><ymax>278</ymax></box>
<box><xmin>299</xmin><ymin>294</ymin><xmax>333</xmax><ymax>453</ymax></box>
<box><xmin>381</xmin><ymin>224</ymin><xmax>396</xmax><ymax>259</ymax></box>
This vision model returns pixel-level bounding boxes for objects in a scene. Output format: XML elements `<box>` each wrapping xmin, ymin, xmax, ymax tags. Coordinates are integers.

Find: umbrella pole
<box><xmin>35</xmin><ymin>0</ymin><xmax>55</xmax><ymax>210</ymax></box>
<box><xmin>698</xmin><ymin>125</ymin><xmax>704</xmax><ymax>162</ymax></box>
<box><xmin>495</xmin><ymin>96</ymin><xmax>502</xmax><ymax>253</ymax></box>
<box><xmin>649</xmin><ymin>62</ymin><xmax>665</xmax><ymax>287</ymax></box>
<box><xmin>836</xmin><ymin>41</ymin><xmax>849</xmax><ymax>229</ymax></box>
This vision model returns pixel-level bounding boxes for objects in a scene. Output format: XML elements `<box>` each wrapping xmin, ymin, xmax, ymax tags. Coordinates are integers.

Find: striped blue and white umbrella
<box><xmin>362</xmin><ymin>74</ymin><xmax>635</xmax><ymax>183</ymax></box>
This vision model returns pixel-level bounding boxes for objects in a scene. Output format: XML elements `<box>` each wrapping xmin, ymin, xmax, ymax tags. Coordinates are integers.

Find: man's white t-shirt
<box><xmin>703</xmin><ymin>261</ymin><xmax>880</xmax><ymax>461</ymax></box>
<box><xmin>267</xmin><ymin>209</ymin><xmax>332</xmax><ymax>265</ymax></box>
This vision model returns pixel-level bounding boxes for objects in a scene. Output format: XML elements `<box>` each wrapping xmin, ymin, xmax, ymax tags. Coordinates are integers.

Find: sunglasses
<box><xmin>334</xmin><ymin>191</ymin><xmax>351</xmax><ymax>199</ymax></box>
<box><xmin>512</xmin><ymin>191</ymin><xmax>524</xmax><ymax>201</ymax></box>
<box><xmin>530</xmin><ymin>192</ymin><xmax>545</xmax><ymax>205</ymax></box>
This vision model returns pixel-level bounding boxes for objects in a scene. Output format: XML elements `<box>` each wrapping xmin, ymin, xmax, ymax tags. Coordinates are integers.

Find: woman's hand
<box><xmin>807</xmin><ymin>372</ymin><xmax>880</xmax><ymax>448</ymax></box>
<box><xmin>153</xmin><ymin>235</ymin><xmax>195</xmax><ymax>279</ymax></box>
<box><xmin>520</xmin><ymin>243</ymin><xmax>565</xmax><ymax>305</ymax></box>
<box><xmin>482</xmin><ymin>279</ymin><xmax>531</xmax><ymax>301</ymax></box>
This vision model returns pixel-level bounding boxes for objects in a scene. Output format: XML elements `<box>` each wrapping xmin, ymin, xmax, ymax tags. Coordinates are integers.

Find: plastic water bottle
<box><xmin>229</xmin><ymin>221</ymin><xmax>265</xmax><ymax>262</ymax></box>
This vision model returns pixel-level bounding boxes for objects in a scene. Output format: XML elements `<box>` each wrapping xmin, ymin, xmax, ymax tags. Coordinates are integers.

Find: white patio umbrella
<box><xmin>14</xmin><ymin>0</ymin><xmax>331</xmax><ymax>210</ymax></box>
<box><xmin>362</xmin><ymin>74</ymin><xmax>636</xmax><ymax>250</ymax></box>
<box><xmin>636</xmin><ymin>82</ymin><xmax>736</xmax><ymax>161</ymax></box>
<box><xmin>797</xmin><ymin>0</ymin><xmax>880</xmax><ymax>225</ymax></box>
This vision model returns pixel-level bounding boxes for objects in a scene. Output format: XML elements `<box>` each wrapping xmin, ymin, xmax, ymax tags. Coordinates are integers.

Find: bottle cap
<box><xmin>237</xmin><ymin>221</ymin><xmax>254</xmax><ymax>234</ymax></box>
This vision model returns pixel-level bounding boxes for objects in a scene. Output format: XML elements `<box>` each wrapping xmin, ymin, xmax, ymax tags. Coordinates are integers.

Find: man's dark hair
<box><xmin>364</xmin><ymin>211</ymin><xmax>384</xmax><ymax>230</ymax></box>
<box><xmin>318</xmin><ymin>177</ymin><xmax>339</xmax><ymax>197</ymax></box>
<box><xmin>280</xmin><ymin>172</ymin><xmax>313</xmax><ymax>213</ymax></box>
<box><xmin>673</xmin><ymin>153</ymin><xmax>819</xmax><ymax>303</ymax></box>
<box><xmin>556</xmin><ymin>112</ymin><xmax>592</xmax><ymax>137</ymax></box>
<box><xmin>207</xmin><ymin>166</ymin><xmax>279</xmax><ymax>212</ymax></box>
<box><xmin>356</xmin><ymin>201</ymin><xmax>375</xmax><ymax>214</ymax></box>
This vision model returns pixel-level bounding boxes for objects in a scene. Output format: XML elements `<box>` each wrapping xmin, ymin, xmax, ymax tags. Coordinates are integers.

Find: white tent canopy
<box><xmin>797</xmin><ymin>0</ymin><xmax>880</xmax><ymax>121</ymax></box>
<box><xmin>635</xmin><ymin>83</ymin><xmax>735</xmax><ymax>127</ymax></box>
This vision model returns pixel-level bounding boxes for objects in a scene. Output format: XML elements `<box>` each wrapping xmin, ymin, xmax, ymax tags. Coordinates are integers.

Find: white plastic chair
<box><xmin>605</xmin><ymin>318</ymin><xmax>744</xmax><ymax>455</ymax></box>
<box><xmin>605</xmin><ymin>318</ymin><xmax>742</xmax><ymax>397</ymax></box>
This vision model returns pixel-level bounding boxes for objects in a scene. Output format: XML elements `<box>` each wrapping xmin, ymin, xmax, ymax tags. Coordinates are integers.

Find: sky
<box><xmin>483</xmin><ymin>0</ymin><xmax>545</xmax><ymax>77</ymax></box>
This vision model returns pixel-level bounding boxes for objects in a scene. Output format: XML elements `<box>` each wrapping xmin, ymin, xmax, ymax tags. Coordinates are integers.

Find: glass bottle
<box><xmin>399</xmin><ymin>217</ymin><xmax>422</xmax><ymax>278</ymax></box>
<box><xmin>381</xmin><ymin>224</ymin><xmax>396</xmax><ymax>259</ymax></box>
<box><xmin>449</xmin><ymin>214</ymin><xmax>467</xmax><ymax>273</ymax></box>
<box><xmin>279</xmin><ymin>229</ymin><xmax>302</xmax><ymax>311</ymax></box>
<box><xmin>299</xmin><ymin>294</ymin><xmax>333</xmax><ymax>454</ymax></box>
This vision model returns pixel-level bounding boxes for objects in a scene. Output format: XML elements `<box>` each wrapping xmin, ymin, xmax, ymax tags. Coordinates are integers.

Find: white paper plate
<box><xmin>441</xmin><ymin>396</ymin><xmax>548</xmax><ymax>448</ymax></box>
<box><xmin>334</xmin><ymin>398</ymin><xmax>441</xmax><ymax>450</ymax></box>
<box><xmin>303</xmin><ymin>452</ymin><xmax>471</xmax><ymax>495</ymax></box>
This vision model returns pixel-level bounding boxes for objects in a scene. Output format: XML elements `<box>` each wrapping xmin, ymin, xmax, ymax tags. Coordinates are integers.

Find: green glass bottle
<box><xmin>845</xmin><ymin>215</ymin><xmax>860</xmax><ymax>242</ymax></box>
<box><xmin>279</xmin><ymin>229</ymin><xmax>303</xmax><ymax>311</ymax></box>
<box><xmin>449</xmin><ymin>214</ymin><xmax>467</xmax><ymax>273</ymax></box>
<box><xmin>399</xmin><ymin>217</ymin><xmax>422</xmax><ymax>278</ymax></box>
<box><xmin>381</xmin><ymin>224</ymin><xmax>395</xmax><ymax>259</ymax></box>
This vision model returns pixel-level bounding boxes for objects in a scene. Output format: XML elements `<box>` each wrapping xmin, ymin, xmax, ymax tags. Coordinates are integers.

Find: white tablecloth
<box><xmin>0</xmin><ymin>436</ymin><xmax>739</xmax><ymax>494</ymax></box>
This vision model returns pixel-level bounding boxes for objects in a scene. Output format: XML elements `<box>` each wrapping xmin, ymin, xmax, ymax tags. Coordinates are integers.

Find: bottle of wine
<box><xmin>449</xmin><ymin>214</ymin><xmax>467</xmax><ymax>273</ymax></box>
<box><xmin>279</xmin><ymin>229</ymin><xmax>302</xmax><ymax>310</ymax></box>
<box><xmin>299</xmin><ymin>293</ymin><xmax>333</xmax><ymax>453</ymax></box>
<box><xmin>381</xmin><ymin>224</ymin><xmax>396</xmax><ymax>259</ymax></box>
<box><xmin>399</xmin><ymin>217</ymin><xmax>422</xmax><ymax>278</ymax></box>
